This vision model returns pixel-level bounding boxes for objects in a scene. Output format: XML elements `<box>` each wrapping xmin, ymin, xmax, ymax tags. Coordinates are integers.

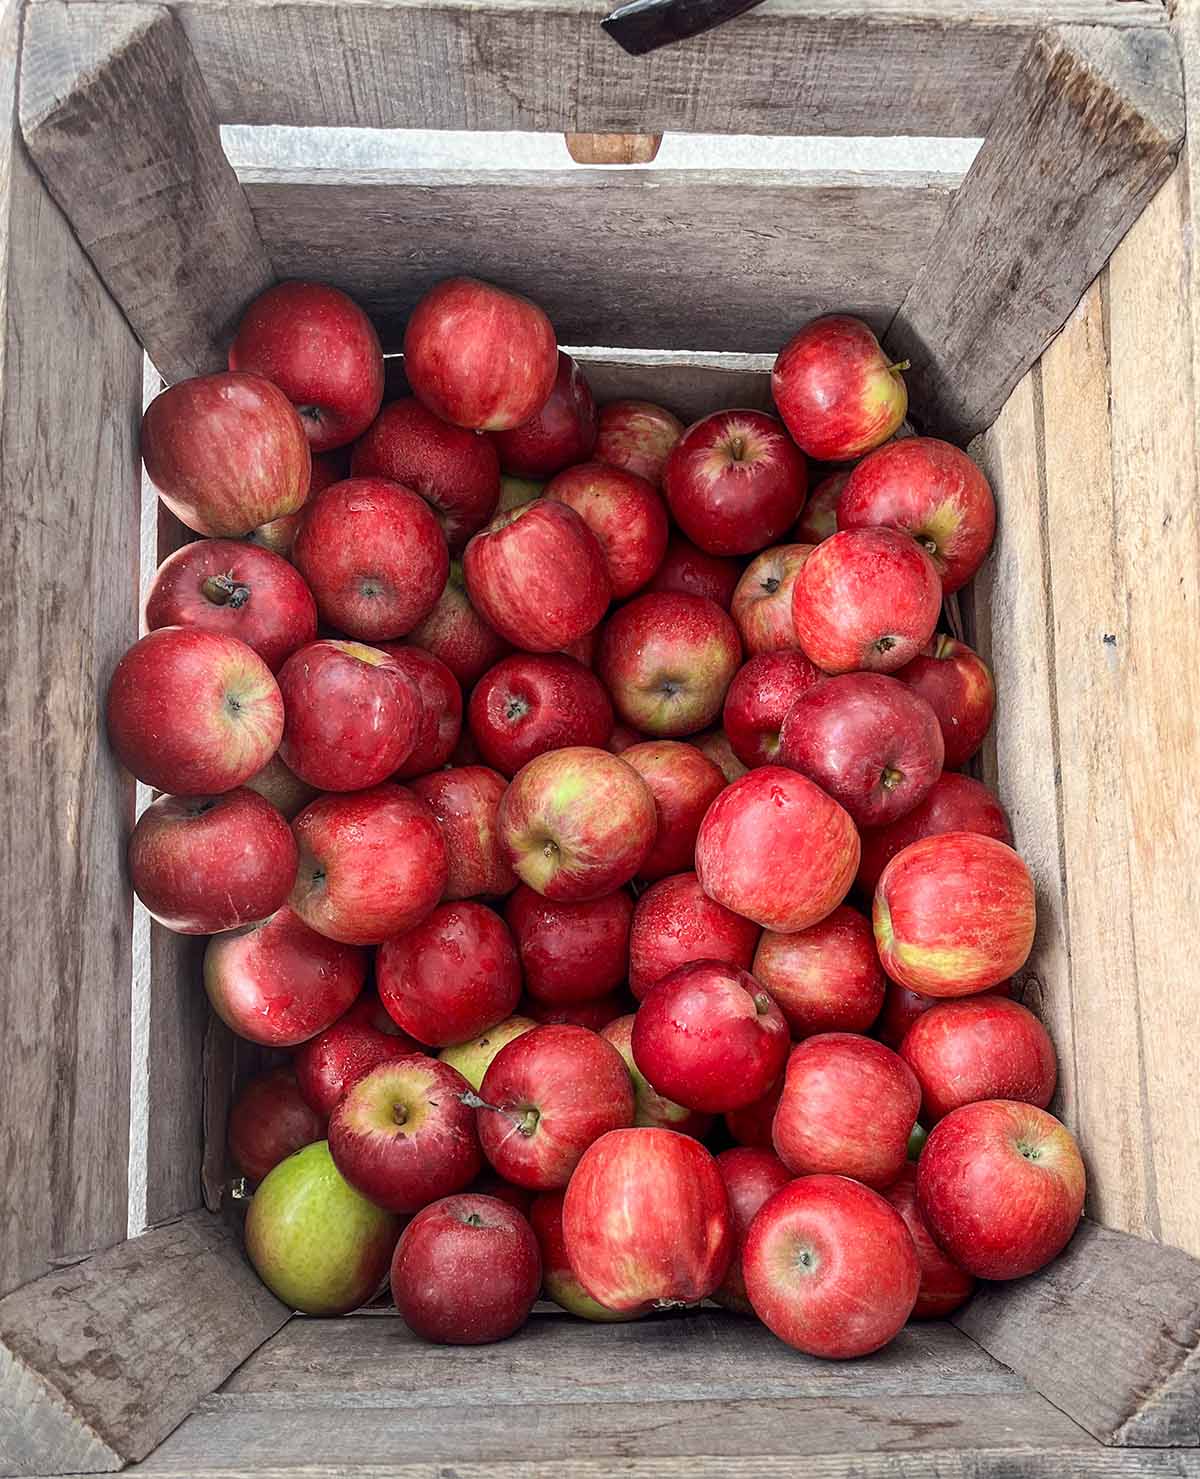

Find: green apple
<box><xmin>438</xmin><ymin>1014</ymin><xmax>537</xmax><ymax>1092</ymax></box>
<box><xmin>245</xmin><ymin>1140</ymin><xmax>400</xmax><ymax>1314</ymax></box>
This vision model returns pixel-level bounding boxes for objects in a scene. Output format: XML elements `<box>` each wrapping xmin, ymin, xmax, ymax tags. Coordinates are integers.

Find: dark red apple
<box><xmin>690</xmin><ymin>728</ymin><xmax>749</xmax><ymax>783</ymax></box>
<box><xmin>792</xmin><ymin>470</ymin><xmax>846</xmax><ymax>544</ymax></box>
<box><xmin>882</xmin><ymin>1164</ymin><xmax>976</xmax><ymax>1318</ymax></box>
<box><xmin>492</xmin><ymin>352</ymin><xmax>597</xmax><ymax>478</ymax></box>
<box><xmin>900</xmin><ymin>996</ymin><xmax>1056</xmax><ymax>1123</ymax></box>
<box><xmin>530</xmin><ymin>1190</ymin><xmax>633</xmax><ymax>1321</ymax></box>
<box><xmin>294</xmin><ymin>1015</ymin><xmax>422</xmax><ymax>1117</ymax></box>
<box><xmin>621</xmin><ymin>740</ymin><xmax>726</xmax><ymax>881</ymax></box>
<box><xmin>243</xmin><ymin>751</ymin><xmax>318</xmax><ymax>819</ymax></box>
<box><xmin>343</xmin><ymin>989</ymin><xmax>412</xmax><ymax>1036</ymax></box>
<box><xmin>731</xmin><ymin>543</ymin><xmax>814</xmax><ymax>655</ymax></box>
<box><xmin>594</xmin><ymin>399</ymin><xmax>684</xmax><ymax>486</ymax></box>
<box><xmin>228</xmin><ymin>1067</ymin><xmax>325</xmax><ymax>1184</ymax></box>
<box><xmin>723</xmin><ymin>650</ymin><xmax>823</xmax><ymax>768</ymax></box>
<box><xmin>725</xmin><ymin>1064</ymin><xmax>788</xmax><ymax>1148</ymax></box>
<box><xmin>524</xmin><ymin>993</ymin><xmax>630</xmax><ymax>1031</ymax></box>
<box><xmin>468</xmin><ymin>653</ymin><xmax>612</xmax><ymax>777</ymax></box>
<box><xmin>752</xmin><ymin>905</ymin><xmax>885</xmax><ymax>1038</ymax></box>
<box><xmin>409</xmin><ymin>766</ymin><xmax>516</xmax><ymax>900</ymax></box>
<box><xmin>544</xmin><ymin>461</ymin><xmax>669</xmax><ymax>598</ymax></box>
<box><xmin>628</xmin><ymin>871</ymin><xmax>760</xmax><ymax>1000</ymax></box>
<box><xmin>895</xmin><ymin>635</ymin><xmax>996</xmax><ymax>770</ymax></box>
<box><xmin>772</xmin><ymin>315</ymin><xmax>907</xmax><ymax>462</ymax></box>
<box><xmin>606</xmin><ymin>724</ymin><xmax>646</xmax><ymax>755</ymax></box>
<box><xmin>664</xmin><ymin>409</ymin><xmax>807</xmax><ymax>556</ymax></box>
<box><xmin>403</xmin><ymin>277</ymin><xmax>558</xmax><ymax>431</ymax></box>
<box><xmin>470</xmin><ymin>1172</ymin><xmax>535</xmax><ymax>1218</ymax></box>
<box><xmin>646</xmin><ymin>533</ymin><xmax>741</xmax><ymax>610</ymax></box>
<box><xmin>505</xmin><ymin>885</ymin><xmax>632</xmax><ymax>1005</ymax></box>
<box><xmin>600</xmin><ymin>1015</ymin><xmax>713</xmax><ymax>1138</ymax></box>
<box><xmin>406</xmin><ymin>561</ymin><xmax>511</xmax><ymax>687</ymax></box>
<box><xmin>857</xmin><ymin>772</ymin><xmax>1013</xmax><ymax>895</ymax></box>
<box><xmin>373</xmin><ymin>644</ymin><xmax>463</xmax><ymax>779</ymax></box>
<box><xmin>713</xmin><ymin>1147</ymin><xmax>793</xmax><ymax>1314</ymax></box>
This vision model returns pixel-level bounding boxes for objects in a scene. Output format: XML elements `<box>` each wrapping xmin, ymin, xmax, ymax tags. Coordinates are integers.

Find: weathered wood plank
<box><xmin>144</xmin><ymin>932</ymin><xmax>207</xmax><ymax>1224</ymax></box>
<box><xmin>889</xmin><ymin>22</ymin><xmax>1183</xmax><ymax>442</ymax></box>
<box><xmin>0</xmin><ymin>0</ymin><xmax>141</xmax><ymax>1300</ymax></box>
<box><xmin>577</xmin><ymin>352</ymin><xmax>771</xmax><ymax>422</ymax></box>
<box><xmin>0</xmin><ymin>1212</ymin><xmax>288</xmax><ymax>1476</ymax></box>
<box><xmin>242</xmin><ymin>168</ymin><xmax>959</xmax><ymax>354</ymax></box>
<box><xmin>955</xmin><ymin>1220</ymin><xmax>1200</xmax><ymax>1447</ymax></box>
<box><xmin>19</xmin><ymin>1</ymin><xmax>274</xmax><ymax>383</ymax></box>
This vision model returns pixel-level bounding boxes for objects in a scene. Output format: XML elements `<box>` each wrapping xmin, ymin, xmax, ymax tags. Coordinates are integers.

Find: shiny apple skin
<box><xmin>724</xmin><ymin>650</ymin><xmax>824</xmax><ymax>768</ymax></box>
<box><xmin>695</xmin><ymin>766</ymin><xmax>860</xmax><ymax>934</ymax></box>
<box><xmin>900</xmin><ymin>996</ymin><xmax>1056</xmax><ymax>1124</ymax></box>
<box><xmin>895</xmin><ymin>634</ymin><xmax>996</xmax><ymax>770</ymax></box>
<box><xmin>492</xmin><ymin>352</ymin><xmax>598</xmax><ymax>478</ymax></box>
<box><xmin>229</xmin><ymin>1067</ymin><xmax>326</xmax><ymax>1184</ymax></box>
<box><xmin>545</xmin><ymin>461</ymin><xmax>669</xmax><ymax>598</ymax></box>
<box><xmin>204</xmin><ymin>904</ymin><xmax>368</xmax><ymax>1046</ymax></box>
<box><xmin>475</xmin><ymin>1024</ymin><xmax>635</xmax><ymax>1190</ymax></box>
<box><xmin>752</xmin><ymin>905</ymin><xmax>885</xmax><ymax>1038</ymax></box>
<box><xmin>469</xmin><ymin>653</ymin><xmax>613</xmax><ymax>777</ymax></box>
<box><xmin>647</xmin><ymin>537</ymin><xmax>741</xmax><ymax>614</ymax></box>
<box><xmin>628</xmin><ymin>871</ymin><xmax>760</xmax><ymax>1000</ymax></box>
<box><xmin>406</xmin><ymin>561</ymin><xmax>511</xmax><ymax>688</ymax></box>
<box><xmin>621</xmin><ymin>740</ymin><xmax>726</xmax><ymax>882</ymax></box>
<box><xmin>600</xmin><ymin>1015</ymin><xmax>713</xmax><ymax>1138</ymax></box>
<box><xmin>664</xmin><ymin>409</ymin><xmax>808</xmax><ymax>556</ymax></box>
<box><xmin>882</xmin><ymin>1164</ymin><xmax>976</xmax><ymax>1318</ymax></box>
<box><xmin>374</xmin><ymin>644</ymin><xmax>463</xmax><ymax>780</ymax></box>
<box><xmin>772</xmin><ymin>315</ymin><xmax>907</xmax><ymax>462</ymax></box>
<box><xmin>351</xmin><ymin>396</ymin><xmax>500</xmax><ymax>550</ymax></box>
<box><xmin>410</xmin><ymin>765</ymin><xmax>517</xmax><ymax>901</ymax></box>
<box><xmin>632</xmin><ymin>961</ymin><xmax>790</xmax><ymax>1113</ymax></box>
<box><xmin>294</xmin><ymin>1017</ymin><xmax>421</xmax><ymax>1117</ymax></box>
<box><xmin>530</xmin><ymin>1190</ymin><xmax>636</xmax><ymax>1321</ymax></box>
<box><xmin>403</xmin><ymin>276</ymin><xmax>558</xmax><ymax>432</ymax></box>
<box><xmin>792</xmin><ymin>527</ymin><xmax>942</xmax><ymax>675</ymax></box>
<box><xmin>713</xmin><ymin>1147</ymin><xmax>793</xmax><ymax>1314</ymax></box>
<box><xmin>857</xmin><ymin>772</ymin><xmax>1013</xmax><ymax>896</ymax></box>
<box><xmin>594</xmin><ymin>399</ymin><xmax>684</xmax><ymax>486</ymax></box>
<box><xmin>773</xmin><ymin>1032</ymin><xmax>921</xmax><ymax>1188</ymax></box>
<box><xmin>731</xmin><ymin>543</ymin><xmax>815</xmax><ymax>655</ymax></box>
<box><xmin>874</xmin><ymin>833</ymin><xmax>1036</xmax><ymax>996</ymax></box>
<box><xmin>793</xmin><ymin>470</ymin><xmax>847</xmax><ymax>544</ymax></box>
<box><xmin>505</xmin><ymin>885</ymin><xmax>632</xmax><ymax>1006</ymax></box>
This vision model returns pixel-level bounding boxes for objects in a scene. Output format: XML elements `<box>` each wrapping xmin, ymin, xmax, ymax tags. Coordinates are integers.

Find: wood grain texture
<box><xmin>0</xmin><ymin>1212</ymin><xmax>287</xmax><ymax>1475</ymax></box>
<box><xmin>144</xmin><ymin>931</ymin><xmax>207</xmax><ymax>1224</ymax></box>
<box><xmin>242</xmin><ymin>168</ymin><xmax>959</xmax><ymax>354</ymax></box>
<box><xmin>19</xmin><ymin>1</ymin><xmax>274</xmax><ymax>383</ymax></box>
<box><xmin>0</xmin><ymin>0</ymin><xmax>141</xmax><ymax>1300</ymax></box>
<box><xmin>889</xmin><ymin>22</ymin><xmax>1183</xmax><ymax>442</ymax></box>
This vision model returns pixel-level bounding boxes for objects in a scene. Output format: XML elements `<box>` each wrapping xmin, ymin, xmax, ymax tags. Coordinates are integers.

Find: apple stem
<box><xmin>885</xmin><ymin>358</ymin><xmax>911</xmax><ymax>375</ymax></box>
<box><xmin>460</xmin><ymin>1090</ymin><xmax>532</xmax><ymax>1136</ymax></box>
<box><xmin>202</xmin><ymin>572</ymin><xmax>251</xmax><ymax>609</ymax></box>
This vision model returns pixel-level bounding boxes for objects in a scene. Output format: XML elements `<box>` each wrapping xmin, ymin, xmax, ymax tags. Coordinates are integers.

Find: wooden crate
<box><xmin>2</xmin><ymin>0</ymin><xmax>1200</xmax><ymax>1473</ymax></box>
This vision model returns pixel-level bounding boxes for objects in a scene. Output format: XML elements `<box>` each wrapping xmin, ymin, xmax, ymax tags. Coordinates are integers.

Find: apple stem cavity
<box><xmin>753</xmin><ymin>992</ymin><xmax>773</xmax><ymax>1016</ymax></box>
<box><xmin>201</xmin><ymin>572</ymin><xmax>252</xmax><ymax>609</ymax></box>
<box><xmin>881</xmin><ymin>767</ymin><xmax>904</xmax><ymax>792</ymax></box>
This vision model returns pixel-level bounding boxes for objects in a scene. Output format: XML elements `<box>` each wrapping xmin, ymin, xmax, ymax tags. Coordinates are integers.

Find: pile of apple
<box><xmin>108</xmin><ymin>275</ymin><xmax>1086</xmax><ymax>1359</ymax></box>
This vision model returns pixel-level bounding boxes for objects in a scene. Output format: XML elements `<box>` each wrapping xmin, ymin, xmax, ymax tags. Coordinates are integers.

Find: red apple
<box><xmin>713</xmin><ymin>1147</ymin><xmax>793</xmax><ymax>1314</ymax></box>
<box><xmin>343</xmin><ymin>989</ymin><xmax>412</xmax><ymax>1036</ymax></box>
<box><xmin>895</xmin><ymin>635</ymin><xmax>996</xmax><ymax>770</ymax></box>
<box><xmin>404</xmin><ymin>277</ymin><xmax>558</xmax><ymax>431</ymax></box>
<box><xmin>752</xmin><ymin>905</ymin><xmax>885</xmax><ymax>1038</ymax></box>
<box><xmin>474</xmin><ymin>1024</ymin><xmax>634</xmax><ymax>1189</ymax></box>
<box><xmin>876</xmin><ymin>978</ymin><xmax>1013</xmax><ymax>1051</ymax></box>
<box><xmin>560</xmin><ymin>626</ymin><xmax>598</xmax><ymax>669</ymax></box>
<box><xmin>600</xmin><ymin>1015</ymin><xmax>712</xmax><ymax>1138</ymax></box>
<box><xmin>792</xmin><ymin>470</ymin><xmax>846</xmax><ymax>544</ymax></box>
<box><xmin>329</xmin><ymin>1058</ymin><xmax>481</xmax><ymax>1213</ymax></box>
<box><xmin>469</xmin><ymin>653</ymin><xmax>613</xmax><ymax>777</ymax></box>
<box><xmin>792</xmin><ymin>527</ymin><xmax>942</xmax><ymax>675</ymax></box>
<box><xmin>563</xmin><ymin>1128</ymin><xmax>732</xmax><ymax>1313</ymax></box>
<box><xmin>621</xmin><ymin>740</ymin><xmax>726</xmax><ymax>881</ymax></box>
<box><xmin>875</xmin><ymin>833</ymin><xmax>1036</xmax><ymax>995</ymax></box>
<box><xmin>293</xmin><ymin>477</ymin><xmax>449</xmax><ymax>640</ymax></box>
<box><xmin>691</xmin><ymin>728</ymin><xmax>749</xmax><ymax>783</ymax></box>
<box><xmin>290</xmin><ymin>784</ymin><xmax>447</xmax><ymax>944</ymax></box>
<box><xmin>594</xmin><ymin>399</ymin><xmax>684</xmax><ymax>486</ymax></box>
<box><xmin>243</xmin><ymin>751</ymin><xmax>319</xmax><ymax>819</ymax></box>
<box><xmin>882</xmin><ymin>1164</ymin><xmax>976</xmax><ymax>1318</ymax></box>
<box><xmin>664</xmin><ymin>410</ymin><xmax>807</xmax><ymax>556</ymax></box>
<box><xmin>606</xmin><ymin>723</ymin><xmax>645</xmax><ymax>755</ymax></box>
<box><xmin>628</xmin><ymin>871</ymin><xmax>760</xmax><ymax>1000</ymax></box>
<box><xmin>229</xmin><ymin>281</ymin><xmax>384</xmax><ymax>452</ymax></box>
<box><xmin>377</xmin><ymin>902</ymin><xmax>521</xmax><ymax>1048</ymax></box>
<box><xmin>350</xmin><ymin>397</ymin><xmax>500</xmax><ymax>550</ymax></box>
<box><xmin>772</xmin><ymin>315</ymin><xmax>907</xmax><ymax>462</ymax></box>
<box><xmin>723</xmin><ymin>650</ymin><xmax>823</xmax><ymax>768</ymax></box>
<box><xmin>410</xmin><ymin>766</ymin><xmax>517</xmax><ymax>900</ymax></box>
<box><xmin>524</xmin><ymin>993</ymin><xmax>630</xmax><ymax>1031</ymax></box>
<box><xmin>731</xmin><ymin>544</ymin><xmax>814</xmax><ymax>655</ymax></box>
<box><xmin>544</xmin><ymin>461</ymin><xmax>669</xmax><ymax>598</ymax></box>
<box><xmin>498</xmin><ymin>746</ymin><xmax>656</xmax><ymax>902</ymax></box>
<box><xmin>773</xmin><ymin>1033</ymin><xmax>920</xmax><ymax>1188</ymax></box>
<box><xmin>778</xmin><ymin>672</ymin><xmax>944</xmax><ymax>828</ymax></box>
<box><xmin>695</xmin><ymin>767</ymin><xmax>860</xmax><ymax>933</ymax></box>
<box><xmin>725</xmin><ymin>1065</ymin><xmax>788</xmax><ymax>1148</ymax></box>
<box><xmin>469</xmin><ymin>1172</ymin><xmax>535</xmax><ymax>1218</ymax></box>
<box><xmin>106</xmin><ymin>627</ymin><xmax>283</xmax><ymax>794</ymax></box>
<box><xmin>857</xmin><ymin>772</ymin><xmax>1013</xmax><ymax>895</ymax></box>
<box><xmin>438</xmin><ymin>1015</ymin><xmax>538</xmax><ymax>1093</ymax></box>
<box><xmin>917</xmin><ymin>1101</ymin><xmax>1086</xmax><ymax>1280</ymax></box>
<box><xmin>743</xmin><ymin>1175</ymin><xmax>919</xmax><ymax>1356</ymax></box>
<box><xmin>839</xmin><ymin>437</ymin><xmax>996</xmax><ymax>593</ymax></box>
<box><xmin>406</xmin><ymin>560</ymin><xmax>511</xmax><ymax>688</ymax></box>
<box><xmin>277</xmin><ymin>640</ymin><xmax>420</xmax><ymax>791</ymax></box>
<box><xmin>492</xmin><ymin>352</ymin><xmax>598</xmax><ymax>478</ymax></box>
<box><xmin>530</xmin><ymin>1190</ymin><xmax>634</xmax><ymax>1321</ymax></box>
<box><xmin>646</xmin><ymin>533</ymin><xmax>741</xmax><ymax>609</ymax></box>
<box><xmin>464</xmin><ymin>500</ymin><xmax>611</xmax><ymax>653</ymax></box>
<box><xmin>505</xmin><ymin>885</ymin><xmax>632</xmax><ymax>1005</ymax></box>
<box><xmin>900</xmin><ymin>996</ymin><xmax>1056</xmax><ymax>1124</ymax></box>
<box><xmin>374</xmin><ymin>644</ymin><xmax>463</xmax><ymax>779</ymax></box>
<box><xmin>390</xmin><ymin>1193</ymin><xmax>540</xmax><ymax>1343</ymax></box>
<box><xmin>598</xmin><ymin>592</ymin><xmax>741</xmax><ymax>737</ymax></box>
<box><xmin>294</xmin><ymin>1016</ymin><xmax>422</xmax><ymax>1117</ymax></box>
<box><xmin>632</xmin><ymin>961</ymin><xmax>789</xmax><ymax>1113</ymax></box>
<box><xmin>204</xmin><ymin>904</ymin><xmax>367</xmax><ymax>1046</ymax></box>
<box><xmin>243</xmin><ymin>449</ymin><xmax>347</xmax><ymax>561</ymax></box>
<box><xmin>129</xmin><ymin>789</ymin><xmax>296</xmax><ymax>935</ymax></box>
<box><xmin>141</xmin><ymin>371</ymin><xmax>310</xmax><ymax>536</ymax></box>
<box><xmin>228</xmin><ymin>1067</ymin><xmax>325</xmax><ymax>1184</ymax></box>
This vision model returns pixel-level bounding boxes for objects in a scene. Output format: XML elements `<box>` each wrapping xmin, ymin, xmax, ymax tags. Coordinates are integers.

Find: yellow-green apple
<box><xmin>243</xmin><ymin>751</ymin><xmax>318</xmax><ymax>819</ymax></box>
<box><xmin>895</xmin><ymin>635</ymin><xmax>996</xmax><ymax>769</ymax></box>
<box><xmin>438</xmin><ymin>1015</ymin><xmax>538</xmax><ymax>1092</ymax></box>
<box><xmin>621</xmin><ymin>740</ymin><xmax>726</xmax><ymax>881</ymax></box>
<box><xmin>771</xmin><ymin>315</ymin><xmax>907</xmax><ymax>462</ymax></box>
<box><xmin>690</xmin><ymin>728</ymin><xmax>749</xmax><ymax>782</ymax></box>
<box><xmin>598</xmin><ymin>592</ymin><xmax>741</xmax><ymax>737</ymax></box>
<box><xmin>600</xmin><ymin>1014</ymin><xmax>713</xmax><ymax>1138</ymax></box>
<box><xmin>492</xmin><ymin>352</ymin><xmax>598</xmax><ymax>478</ymax></box>
<box><xmin>244</xmin><ymin>1140</ymin><xmax>400</xmax><ymax>1314</ymax></box>
<box><xmin>141</xmin><ymin>371</ymin><xmax>310</xmax><ymax>536</ymax></box>
<box><xmin>917</xmin><ymin>1100</ymin><xmax>1085</xmax><ymax>1279</ymax></box>
<box><xmin>410</xmin><ymin>765</ymin><xmax>517</xmax><ymax>900</ymax></box>
<box><xmin>742</xmin><ymin>1175</ymin><xmax>919</xmax><ymax>1356</ymax></box>
<box><xmin>229</xmin><ymin>1067</ymin><xmax>325</xmax><ymax>1184</ymax></box>
<box><xmin>712</xmin><ymin>1147</ymin><xmax>792</xmax><ymax>1314</ymax></box>
<box><xmin>899</xmin><ymin>996</ymin><xmax>1056</xmax><ymax>1123</ymax></box>
<box><xmin>129</xmin><ymin>789</ymin><xmax>296</xmax><ymax>935</ymax></box>
<box><xmin>106</xmin><ymin>627</ymin><xmax>283</xmax><ymax>794</ymax></box>
<box><xmin>664</xmin><ymin>409</ymin><xmax>808</xmax><ymax>556</ymax></box>
<box><xmin>594</xmin><ymin>399</ymin><xmax>684</xmax><ymax>486</ymax></box>
<box><xmin>530</xmin><ymin>1190</ymin><xmax>635</xmax><ymax>1321</ymax></box>
<box><xmin>562</xmin><ymin>1127</ymin><xmax>732</xmax><ymax>1312</ymax></box>
<box><xmin>694</xmin><ymin>766</ymin><xmax>860</xmax><ymax>932</ymax></box>
<box><xmin>646</xmin><ymin>533</ymin><xmax>741</xmax><ymax>609</ymax></box>
<box><xmin>857</xmin><ymin>772</ymin><xmax>1012</xmax><ymax>895</ymax></box>
<box><xmin>468</xmin><ymin>653</ymin><xmax>612</xmax><ymax>776</ymax></box>
<box><xmin>294</xmin><ymin>1013</ymin><xmax>423</xmax><ymax>1116</ymax></box>
<box><xmin>874</xmin><ymin>833</ymin><xmax>1036</xmax><ymax>995</ymax></box>
<box><xmin>792</xmin><ymin>527</ymin><xmax>942</xmax><ymax>674</ymax></box>
<box><xmin>497</xmin><ymin>746</ymin><xmax>656</xmax><ymax>901</ymax></box>
<box><xmin>505</xmin><ymin>885</ymin><xmax>632</xmax><ymax>1005</ymax></box>
<box><xmin>545</xmin><ymin>461</ymin><xmax>669</xmax><ymax>597</ymax></box>
<box><xmin>406</xmin><ymin>561</ymin><xmax>511</xmax><ymax>687</ymax></box>
<box><xmin>838</xmin><ymin>437</ymin><xmax>996</xmax><ymax>593</ymax></box>
<box><xmin>772</xmin><ymin>1032</ymin><xmax>920</xmax><ymax>1187</ymax></box>
<box><xmin>792</xmin><ymin>469</ymin><xmax>847</xmax><ymax>544</ymax></box>
<box><xmin>882</xmin><ymin>1164</ymin><xmax>976</xmax><ymax>1318</ymax></box>
<box><xmin>628</xmin><ymin>871</ymin><xmax>759</xmax><ymax>999</ymax></box>
<box><xmin>372</xmin><ymin>644</ymin><xmax>462</xmax><ymax>779</ymax></box>
<box><xmin>474</xmin><ymin>1024</ymin><xmax>634</xmax><ymax>1189</ymax></box>
<box><xmin>752</xmin><ymin>904</ymin><xmax>885</xmax><ymax>1038</ymax></box>
<box><xmin>390</xmin><ymin>1193</ymin><xmax>541</xmax><ymax>1343</ymax></box>
<box><xmin>731</xmin><ymin>544</ymin><xmax>814</xmax><ymax>655</ymax></box>
<box><xmin>723</xmin><ymin>650</ymin><xmax>823</xmax><ymax>768</ymax></box>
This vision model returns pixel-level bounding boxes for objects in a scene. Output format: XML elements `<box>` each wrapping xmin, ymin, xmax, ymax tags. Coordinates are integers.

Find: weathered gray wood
<box><xmin>20</xmin><ymin>2</ymin><xmax>274</xmax><ymax>383</ymax></box>
<box><xmin>145</xmin><ymin>931</ymin><xmax>207</xmax><ymax>1223</ymax></box>
<box><xmin>0</xmin><ymin>1212</ymin><xmax>288</xmax><ymax>1477</ymax></box>
<box><xmin>955</xmin><ymin>1221</ymin><xmax>1200</xmax><ymax>1447</ymax></box>
<box><xmin>578</xmin><ymin>352</ymin><xmax>772</xmax><ymax>423</ymax></box>
<box><xmin>242</xmin><ymin>167</ymin><xmax>959</xmax><ymax>354</ymax></box>
<box><xmin>888</xmin><ymin>23</ymin><xmax>1184</xmax><ymax>441</ymax></box>
<box><xmin>0</xmin><ymin>0</ymin><xmax>142</xmax><ymax>1300</ymax></box>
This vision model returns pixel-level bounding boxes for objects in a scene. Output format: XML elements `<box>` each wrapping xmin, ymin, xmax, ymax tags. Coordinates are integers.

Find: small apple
<box><xmin>752</xmin><ymin>905</ymin><xmax>885</xmax><ymax>1038</ymax></box>
<box><xmin>410</xmin><ymin>765</ymin><xmax>517</xmax><ymax>901</ymax></box>
<box><xmin>712</xmin><ymin>1147</ymin><xmax>793</xmax><ymax>1314</ymax></box>
<box><xmin>895</xmin><ymin>635</ymin><xmax>996</xmax><ymax>770</ymax></box>
<box><xmin>438</xmin><ymin>1015</ymin><xmax>538</xmax><ymax>1093</ymax></box>
<box><xmin>690</xmin><ymin>728</ymin><xmax>749</xmax><ymax>783</ymax></box>
<box><xmin>646</xmin><ymin>533</ymin><xmax>741</xmax><ymax>609</ymax></box>
<box><xmin>723</xmin><ymin>650</ymin><xmax>823</xmax><ymax>768</ymax></box>
<box><xmin>406</xmin><ymin>561</ymin><xmax>511</xmax><ymax>688</ymax></box>
<box><xmin>772</xmin><ymin>315</ymin><xmax>907</xmax><ymax>462</ymax></box>
<box><xmin>243</xmin><ymin>751</ymin><xmax>318</xmax><ymax>819</ymax></box>
<box><xmin>882</xmin><ymin>1164</ymin><xmax>976</xmax><ymax>1318</ymax></box>
<box><xmin>594</xmin><ymin>399</ymin><xmax>684</xmax><ymax>486</ymax></box>
<box><xmin>468</xmin><ymin>653</ymin><xmax>613</xmax><ymax>777</ymax></box>
<box><xmin>294</xmin><ymin>1015</ymin><xmax>422</xmax><ymax>1117</ymax></box>
<box><xmin>530</xmin><ymin>1190</ymin><xmax>635</xmax><ymax>1321</ymax></box>
<box><xmin>899</xmin><ymin>996</ymin><xmax>1056</xmax><ymax>1123</ymax></box>
<box><xmin>544</xmin><ymin>461</ymin><xmax>669</xmax><ymax>598</ymax></box>
<box><xmin>621</xmin><ymin>740</ymin><xmax>726</xmax><ymax>881</ymax></box>
<box><xmin>600</xmin><ymin>1015</ymin><xmax>713</xmax><ymax>1138</ymax></box>
<box><xmin>492</xmin><ymin>352</ymin><xmax>598</xmax><ymax>478</ymax></box>
<box><xmin>228</xmin><ymin>1067</ymin><xmax>326</xmax><ymax>1184</ymax></box>
<box><xmin>731</xmin><ymin>543</ymin><xmax>814</xmax><ymax>655</ymax></box>
<box><xmin>628</xmin><ymin>871</ymin><xmax>760</xmax><ymax>1000</ymax></box>
<box><xmin>792</xmin><ymin>470</ymin><xmax>846</xmax><ymax>544</ymax></box>
<box><xmin>857</xmin><ymin>772</ymin><xmax>1013</xmax><ymax>895</ymax></box>
<box><xmin>505</xmin><ymin>885</ymin><xmax>632</xmax><ymax>1005</ymax></box>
